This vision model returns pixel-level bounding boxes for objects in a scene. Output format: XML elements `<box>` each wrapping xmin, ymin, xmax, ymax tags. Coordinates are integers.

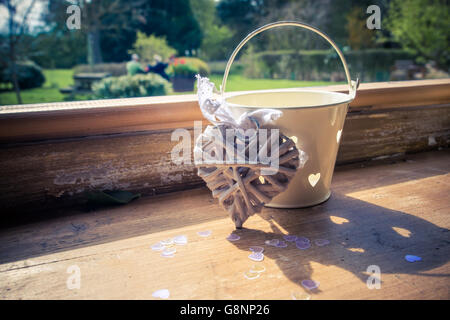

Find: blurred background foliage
<box><xmin>0</xmin><ymin>0</ymin><xmax>448</xmax><ymax>105</ymax></box>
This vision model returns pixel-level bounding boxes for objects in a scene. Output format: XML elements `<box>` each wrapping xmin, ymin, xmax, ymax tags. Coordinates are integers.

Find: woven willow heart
<box><xmin>195</xmin><ymin>125</ymin><xmax>302</xmax><ymax>228</ymax></box>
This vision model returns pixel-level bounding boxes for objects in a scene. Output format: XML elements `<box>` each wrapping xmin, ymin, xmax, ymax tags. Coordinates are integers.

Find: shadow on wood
<box><xmin>228</xmin><ymin>191</ymin><xmax>449</xmax><ymax>292</ymax></box>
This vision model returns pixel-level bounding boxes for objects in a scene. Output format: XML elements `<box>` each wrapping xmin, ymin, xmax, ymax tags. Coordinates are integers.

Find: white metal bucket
<box><xmin>221</xmin><ymin>21</ymin><xmax>359</xmax><ymax>208</ymax></box>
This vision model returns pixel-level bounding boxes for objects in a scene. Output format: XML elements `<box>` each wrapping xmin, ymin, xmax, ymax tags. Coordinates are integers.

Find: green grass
<box><xmin>0</xmin><ymin>69</ymin><xmax>341</xmax><ymax>105</ymax></box>
<box><xmin>0</xmin><ymin>69</ymin><xmax>90</xmax><ymax>106</ymax></box>
<box><xmin>171</xmin><ymin>75</ymin><xmax>340</xmax><ymax>95</ymax></box>
<box><xmin>207</xmin><ymin>74</ymin><xmax>339</xmax><ymax>92</ymax></box>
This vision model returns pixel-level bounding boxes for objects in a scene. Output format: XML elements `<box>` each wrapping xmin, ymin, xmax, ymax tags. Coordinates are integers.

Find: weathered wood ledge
<box><xmin>0</xmin><ymin>150</ymin><xmax>448</xmax><ymax>299</ymax></box>
<box><xmin>0</xmin><ymin>79</ymin><xmax>449</xmax><ymax>217</ymax></box>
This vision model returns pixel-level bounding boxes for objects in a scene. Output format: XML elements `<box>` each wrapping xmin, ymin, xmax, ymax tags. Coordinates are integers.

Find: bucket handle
<box><xmin>221</xmin><ymin>21</ymin><xmax>359</xmax><ymax>98</ymax></box>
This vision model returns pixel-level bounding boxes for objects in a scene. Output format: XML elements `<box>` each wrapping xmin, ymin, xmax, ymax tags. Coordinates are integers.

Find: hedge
<box><xmin>242</xmin><ymin>49</ymin><xmax>415</xmax><ymax>82</ymax></box>
<box><xmin>0</xmin><ymin>61</ymin><xmax>46</xmax><ymax>89</ymax></box>
<box><xmin>93</xmin><ymin>73</ymin><xmax>172</xmax><ymax>99</ymax></box>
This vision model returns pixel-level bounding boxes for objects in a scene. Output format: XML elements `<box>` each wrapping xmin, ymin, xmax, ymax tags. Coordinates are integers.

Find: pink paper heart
<box><xmin>244</xmin><ymin>271</ymin><xmax>260</xmax><ymax>280</ymax></box>
<box><xmin>227</xmin><ymin>234</ymin><xmax>240</xmax><ymax>242</ymax></box>
<box><xmin>161</xmin><ymin>247</ymin><xmax>176</xmax><ymax>257</ymax></box>
<box><xmin>173</xmin><ymin>235</ymin><xmax>188</xmax><ymax>245</ymax></box>
<box><xmin>405</xmin><ymin>255</ymin><xmax>422</xmax><ymax>262</ymax></box>
<box><xmin>152</xmin><ymin>289</ymin><xmax>170</xmax><ymax>299</ymax></box>
<box><xmin>276</xmin><ymin>240</ymin><xmax>288</xmax><ymax>248</ymax></box>
<box><xmin>248</xmin><ymin>252</ymin><xmax>264</xmax><ymax>262</ymax></box>
<box><xmin>283</xmin><ymin>235</ymin><xmax>298</xmax><ymax>242</ymax></box>
<box><xmin>197</xmin><ymin>230</ymin><xmax>212</xmax><ymax>237</ymax></box>
<box><xmin>296</xmin><ymin>237</ymin><xmax>310</xmax><ymax>244</ymax></box>
<box><xmin>314</xmin><ymin>239</ymin><xmax>330</xmax><ymax>247</ymax></box>
<box><xmin>301</xmin><ymin>279</ymin><xmax>320</xmax><ymax>290</ymax></box>
<box><xmin>296</xmin><ymin>241</ymin><xmax>311</xmax><ymax>250</ymax></box>
<box><xmin>249</xmin><ymin>246</ymin><xmax>264</xmax><ymax>253</ymax></box>
<box><xmin>151</xmin><ymin>242</ymin><xmax>165</xmax><ymax>251</ymax></box>
<box><xmin>265</xmin><ymin>239</ymin><xmax>280</xmax><ymax>246</ymax></box>
<box><xmin>160</xmin><ymin>238</ymin><xmax>173</xmax><ymax>246</ymax></box>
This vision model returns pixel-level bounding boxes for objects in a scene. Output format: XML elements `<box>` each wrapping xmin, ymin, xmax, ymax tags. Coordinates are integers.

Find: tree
<box><xmin>217</xmin><ymin>0</ymin><xmax>340</xmax><ymax>53</ymax></box>
<box><xmin>0</xmin><ymin>0</ymin><xmax>40</xmax><ymax>104</ymax></box>
<box><xmin>45</xmin><ymin>0</ymin><xmax>144</xmax><ymax>66</ymax></box>
<box><xmin>190</xmin><ymin>0</ymin><xmax>233</xmax><ymax>60</ymax></box>
<box><xmin>31</xmin><ymin>28</ymin><xmax>87</xmax><ymax>69</ymax></box>
<box><xmin>386</xmin><ymin>0</ymin><xmax>449</xmax><ymax>69</ymax></box>
<box><xmin>346</xmin><ymin>6</ymin><xmax>376</xmax><ymax>50</ymax></box>
<box><xmin>217</xmin><ymin>0</ymin><xmax>266</xmax><ymax>46</ymax></box>
<box><xmin>129</xmin><ymin>32</ymin><xmax>176</xmax><ymax>63</ymax></box>
<box><xmin>136</xmin><ymin>0</ymin><xmax>203</xmax><ymax>56</ymax></box>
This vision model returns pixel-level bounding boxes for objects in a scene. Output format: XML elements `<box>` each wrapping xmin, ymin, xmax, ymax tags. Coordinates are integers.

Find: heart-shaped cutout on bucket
<box><xmin>308</xmin><ymin>173</ymin><xmax>321</xmax><ymax>187</ymax></box>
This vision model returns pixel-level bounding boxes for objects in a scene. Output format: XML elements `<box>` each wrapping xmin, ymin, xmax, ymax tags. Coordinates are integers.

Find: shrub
<box><xmin>129</xmin><ymin>32</ymin><xmax>176</xmax><ymax>63</ymax></box>
<box><xmin>167</xmin><ymin>58</ymin><xmax>199</xmax><ymax>78</ymax></box>
<box><xmin>74</xmin><ymin>63</ymin><xmax>127</xmax><ymax>77</ymax></box>
<box><xmin>199</xmin><ymin>25</ymin><xmax>233</xmax><ymax>61</ymax></box>
<box><xmin>385</xmin><ymin>0</ymin><xmax>450</xmax><ymax>70</ymax></box>
<box><xmin>1</xmin><ymin>61</ymin><xmax>45</xmax><ymax>89</ymax></box>
<box><xmin>177</xmin><ymin>57</ymin><xmax>210</xmax><ymax>76</ymax></box>
<box><xmin>92</xmin><ymin>73</ymin><xmax>172</xmax><ymax>99</ymax></box>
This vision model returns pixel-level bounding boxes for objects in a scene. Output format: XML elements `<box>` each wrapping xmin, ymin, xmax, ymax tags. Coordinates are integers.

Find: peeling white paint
<box><xmin>156</xmin><ymin>157</ymin><xmax>192</xmax><ymax>185</ymax></box>
<box><xmin>52</xmin><ymin>161</ymin><xmax>134</xmax><ymax>197</ymax></box>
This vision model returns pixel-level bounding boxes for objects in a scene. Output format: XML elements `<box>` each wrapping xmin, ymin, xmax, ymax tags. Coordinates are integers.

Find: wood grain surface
<box><xmin>1</xmin><ymin>102</ymin><xmax>449</xmax><ymax>216</ymax></box>
<box><xmin>0</xmin><ymin>150</ymin><xmax>448</xmax><ymax>299</ymax></box>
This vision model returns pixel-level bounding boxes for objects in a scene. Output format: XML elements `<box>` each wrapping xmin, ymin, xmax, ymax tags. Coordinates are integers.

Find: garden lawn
<box><xmin>0</xmin><ymin>69</ymin><xmax>341</xmax><ymax>106</ymax></box>
<box><xmin>207</xmin><ymin>74</ymin><xmax>340</xmax><ymax>92</ymax></box>
<box><xmin>0</xmin><ymin>69</ymin><xmax>90</xmax><ymax>106</ymax></box>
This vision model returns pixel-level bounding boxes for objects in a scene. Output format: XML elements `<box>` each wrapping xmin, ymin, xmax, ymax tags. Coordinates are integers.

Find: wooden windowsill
<box><xmin>0</xmin><ymin>150</ymin><xmax>448</xmax><ymax>299</ymax></box>
<box><xmin>0</xmin><ymin>79</ymin><xmax>449</xmax><ymax>143</ymax></box>
<box><xmin>0</xmin><ymin>79</ymin><xmax>449</xmax><ymax>216</ymax></box>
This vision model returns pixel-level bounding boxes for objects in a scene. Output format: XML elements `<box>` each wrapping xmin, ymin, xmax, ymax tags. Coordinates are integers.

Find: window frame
<box><xmin>0</xmin><ymin>79</ymin><xmax>449</xmax><ymax>143</ymax></box>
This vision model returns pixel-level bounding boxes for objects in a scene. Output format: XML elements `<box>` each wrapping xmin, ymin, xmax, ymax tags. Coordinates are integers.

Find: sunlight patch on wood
<box><xmin>347</xmin><ymin>248</ymin><xmax>365</xmax><ymax>253</ymax></box>
<box><xmin>330</xmin><ymin>216</ymin><xmax>349</xmax><ymax>225</ymax></box>
<box><xmin>392</xmin><ymin>227</ymin><xmax>411</xmax><ymax>238</ymax></box>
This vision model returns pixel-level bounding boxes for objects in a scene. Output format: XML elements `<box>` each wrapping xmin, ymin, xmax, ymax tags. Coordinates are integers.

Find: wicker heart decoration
<box><xmin>194</xmin><ymin>76</ymin><xmax>307</xmax><ymax>228</ymax></box>
<box><xmin>195</xmin><ymin>125</ymin><xmax>305</xmax><ymax>228</ymax></box>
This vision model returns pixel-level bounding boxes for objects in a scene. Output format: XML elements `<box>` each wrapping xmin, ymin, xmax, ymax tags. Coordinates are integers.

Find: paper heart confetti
<box><xmin>197</xmin><ymin>230</ymin><xmax>212</xmax><ymax>237</ymax></box>
<box><xmin>276</xmin><ymin>240</ymin><xmax>288</xmax><ymax>248</ymax></box>
<box><xmin>161</xmin><ymin>247</ymin><xmax>176</xmax><ymax>257</ymax></box>
<box><xmin>301</xmin><ymin>279</ymin><xmax>320</xmax><ymax>290</ymax></box>
<box><xmin>265</xmin><ymin>239</ymin><xmax>280</xmax><ymax>246</ymax></box>
<box><xmin>250</xmin><ymin>264</ymin><xmax>266</xmax><ymax>273</ymax></box>
<box><xmin>152</xmin><ymin>289</ymin><xmax>170</xmax><ymax>299</ymax></box>
<box><xmin>250</xmin><ymin>246</ymin><xmax>264</xmax><ymax>253</ymax></box>
<box><xmin>296</xmin><ymin>241</ymin><xmax>311</xmax><ymax>250</ymax></box>
<box><xmin>314</xmin><ymin>239</ymin><xmax>330</xmax><ymax>247</ymax></box>
<box><xmin>244</xmin><ymin>270</ymin><xmax>260</xmax><ymax>280</ymax></box>
<box><xmin>308</xmin><ymin>173</ymin><xmax>321</xmax><ymax>187</ymax></box>
<box><xmin>405</xmin><ymin>255</ymin><xmax>422</xmax><ymax>262</ymax></box>
<box><xmin>173</xmin><ymin>235</ymin><xmax>188</xmax><ymax>245</ymax></box>
<box><xmin>291</xmin><ymin>291</ymin><xmax>311</xmax><ymax>300</ymax></box>
<box><xmin>151</xmin><ymin>242</ymin><xmax>165</xmax><ymax>251</ymax></box>
<box><xmin>227</xmin><ymin>234</ymin><xmax>240</xmax><ymax>242</ymax></box>
<box><xmin>248</xmin><ymin>252</ymin><xmax>264</xmax><ymax>262</ymax></box>
<box><xmin>160</xmin><ymin>238</ymin><xmax>173</xmax><ymax>246</ymax></box>
<box><xmin>283</xmin><ymin>235</ymin><xmax>298</xmax><ymax>242</ymax></box>
<box><xmin>296</xmin><ymin>237</ymin><xmax>311</xmax><ymax>244</ymax></box>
